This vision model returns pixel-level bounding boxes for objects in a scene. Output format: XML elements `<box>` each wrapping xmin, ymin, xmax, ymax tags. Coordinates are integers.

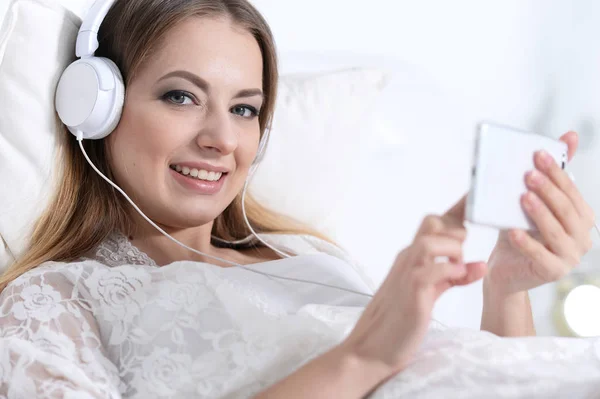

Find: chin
<box><xmin>161</xmin><ymin>202</ymin><xmax>232</xmax><ymax>228</ymax></box>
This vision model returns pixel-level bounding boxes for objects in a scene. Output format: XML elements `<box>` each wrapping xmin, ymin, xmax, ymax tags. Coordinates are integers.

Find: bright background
<box><xmin>2</xmin><ymin>0</ymin><xmax>599</xmax><ymax>335</ymax></box>
<box><xmin>250</xmin><ymin>0</ymin><xmax>600</xmax><ymax>335</ymax></box>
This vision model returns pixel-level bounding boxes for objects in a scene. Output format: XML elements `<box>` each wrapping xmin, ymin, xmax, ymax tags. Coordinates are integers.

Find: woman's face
<box><xmin>108</xmin><ymin>17</ymin><xmax>264</xmax><ymax>229</ymax></box>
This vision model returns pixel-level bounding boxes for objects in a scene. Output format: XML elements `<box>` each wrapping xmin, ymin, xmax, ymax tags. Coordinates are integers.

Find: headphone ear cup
<box><xmin>101</xmin><ymin>58</ymin><xmax>125</xmax><ymax>137</ymax></box>
<box><xmin>55</xmin><ymin>57</ymin><xmax>125</xmax><ymax>140</ymax></box>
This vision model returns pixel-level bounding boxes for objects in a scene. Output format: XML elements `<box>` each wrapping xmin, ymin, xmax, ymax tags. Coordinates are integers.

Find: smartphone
<box><xmin>465</xmin><ymin>122</ymin><xmax>568</xmax><ymax>231</ymax></box>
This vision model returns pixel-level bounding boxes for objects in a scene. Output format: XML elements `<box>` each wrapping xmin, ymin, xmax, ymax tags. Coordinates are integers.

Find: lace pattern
<box><xmin>1</xmin><ymin>233</ymin><xmax>600</xmax><ymax>398</ymax></box>
<box><xmin>80</xmin><ymin>232</ymin><xmax>157</xmax><ymax>267</ymax></box>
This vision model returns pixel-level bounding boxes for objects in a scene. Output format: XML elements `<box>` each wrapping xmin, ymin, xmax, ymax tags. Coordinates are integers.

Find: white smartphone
<box><xmin>465</xmin><ymin>122</ymin><xmax>568</xmax><ymax>231</ymax></box>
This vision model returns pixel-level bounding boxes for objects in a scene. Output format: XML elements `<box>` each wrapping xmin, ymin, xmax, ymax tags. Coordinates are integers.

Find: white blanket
<box><xmin>0</xmin><ymin>234</ymin><xmax>599</xmax><ymax>398</ymax></box>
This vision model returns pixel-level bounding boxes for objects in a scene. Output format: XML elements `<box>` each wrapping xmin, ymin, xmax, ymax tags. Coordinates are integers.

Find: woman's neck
<box><xmin>126</xmin><ymin>222</ymin><xmax>280</xmax><ymax>267</ymax></box>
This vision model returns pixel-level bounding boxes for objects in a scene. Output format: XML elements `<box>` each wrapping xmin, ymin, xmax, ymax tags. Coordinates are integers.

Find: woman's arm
<box><xmin>255</xmin><ymin>344</ymin><xmax>389</xmax><ymax>399</ymax></box>
<box><xmin>480</xmin><ymin>277</ymin><xmax>536</xmax><ymax>337</ymax></box>
<box><xmin>258</xmin><ymin>198</ymin><xmax>487</xmax><ymax>398</ymax></box>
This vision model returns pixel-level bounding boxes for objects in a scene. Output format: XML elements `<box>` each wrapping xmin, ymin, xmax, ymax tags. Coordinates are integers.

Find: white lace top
<box><xmin>1</xmin><ymin>233</ymin><xmax>600</xmax><ymax>399</ymax></box>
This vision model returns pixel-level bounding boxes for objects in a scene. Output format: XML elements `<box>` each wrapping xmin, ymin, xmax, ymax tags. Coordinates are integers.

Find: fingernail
<box><xmin>523</xmin><ymin>192</ymin><xmax>537</xmax><ymax>212</ymax></box>
<box><xmin>510</xmin><ymin>229</ymin><xmax>525</xmax><ymax>243</ymax></box>
<box><xmin>527</xmin><ymin>170</ymin><xmax>543</xmax><ymax>187</ymax></box>
<box><xmin>537</xmin><ymin>150</ymin><xmax>552</xmax><ymax>168</ymax></box>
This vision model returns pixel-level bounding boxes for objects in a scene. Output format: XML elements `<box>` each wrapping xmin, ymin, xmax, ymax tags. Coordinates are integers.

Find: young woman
<box><xmin>0</xmin><ymin>0</ymin><xmax>596</xmax><ymax>397</ymax></box>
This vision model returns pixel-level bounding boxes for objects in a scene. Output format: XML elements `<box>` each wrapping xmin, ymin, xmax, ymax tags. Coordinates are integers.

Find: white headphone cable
<box><xmin>77</xmin><ymin>132</ymin><xmax>600</xmax><ymax>300</ymax></box>
<box><xmin>76</xmin><ymin>132</ymin><xmax>375</xmax><ymax>298</ymax></box>
<box><xmin>240</xmin><ymin>164</ymin><xmax>292</xmax><ymax>259</ymax></box>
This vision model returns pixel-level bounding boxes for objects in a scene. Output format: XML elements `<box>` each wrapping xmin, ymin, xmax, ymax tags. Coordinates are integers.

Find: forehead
<box><xmin>139</xmin><ymin>16</ymin><xmax>263</xmax><ymax>88</ymax></box>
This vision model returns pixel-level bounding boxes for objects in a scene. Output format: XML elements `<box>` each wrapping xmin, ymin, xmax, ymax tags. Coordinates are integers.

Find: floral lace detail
<box><xmin>82</xmin><ymin>232</ymin><xmax>157</xmax><ymax>267</ymax></box>
<box><xmin>2</xmin><ymin>235</ymin><xmax>600</xmax><ymax>398</ymax></box>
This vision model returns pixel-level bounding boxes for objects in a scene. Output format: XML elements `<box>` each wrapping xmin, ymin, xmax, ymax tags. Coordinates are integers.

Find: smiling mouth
<box><xmin>169</xmin><ymin>165</ymin><xmax>226</xmax><ymax>182</ymax></box>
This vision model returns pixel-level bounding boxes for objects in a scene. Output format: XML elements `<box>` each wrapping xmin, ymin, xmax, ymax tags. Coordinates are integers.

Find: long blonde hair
<box><xmin>0</xmin><ymin>0</ymin><xmax>329</xmax><ymax>292</ymax></box>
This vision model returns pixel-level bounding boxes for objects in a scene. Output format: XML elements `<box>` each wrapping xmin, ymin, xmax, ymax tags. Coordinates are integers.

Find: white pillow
<box><xmin>0</xmin><ymin>0</ymin><xmax>388</xmax><ymax>270</ymax></box>
<box><xmin>0</xmin><ymin>0</ymin><xmax>78</xmax><ymax>268</ymax></box>
<box><xmin>250</xmin><ymin>69</ymin><xmax>388</xmax><ymax>236</ymax></box>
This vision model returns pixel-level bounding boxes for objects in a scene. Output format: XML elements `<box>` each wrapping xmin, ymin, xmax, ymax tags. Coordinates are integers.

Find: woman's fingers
<box><xmin>559</xmin><ymin>130</ymin><xmax>578</xmax><ymax>162</ymax></box>
<box><xmin>534</xmin><ymin>150</ymin><xmax>595</xmax><ymax>226</ymax></box>
<box><xmin>416</xmin><ymin>261</ymin><xmax>486</xmax><ymax>293</ymax></box>
<box><xmin>416</xmin><ymin>261</ymin><xmax>468</xmax><ymax>291</ymax></box>
<box><xmin>416</xmin><ymin>214</ymin><xmax>467</xmax><ymax>242</ymax></box>
<box><xmin>520</xmin><ymin>191</ymin><xmax>575</xmax><ymax>258</ymax></box>
<box><xmin>443</xmin><ymin>195</ymin><xmax>468</xmax><ymax>224</ymax></box>
<box><xmin>416</xmin><ymin>214</ymin><xmax>445</xmax><ymax>236</ymax></box>
<box><xmin>509</xmin><ymin>229</ymin><xmax>572</xmax><ymax>281</ymax></box>
<box><xmin>450</xmin><ymin>262</ymin><xmax>488</xmax><ymax>286</ymax></box>
<box><xmin>525</xmin><ymin>169</ymin><xmax>580</xmax><ymax>236</ymax></box>
<box><xmin>412</xmin><ymin>235</ymin><xmax>464</xmax><ymax>264</ymax></box>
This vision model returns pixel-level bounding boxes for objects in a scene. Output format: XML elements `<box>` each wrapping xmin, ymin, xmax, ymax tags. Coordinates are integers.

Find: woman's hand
<box><xmin>340</xmin><ymin>197</ymin><xmax>487</xmax><ymax>380</ymax></box>
<box><xmin>487</xmin><ymin>131</ymin><xmax>596</xmax><ymax>295</ymax></box>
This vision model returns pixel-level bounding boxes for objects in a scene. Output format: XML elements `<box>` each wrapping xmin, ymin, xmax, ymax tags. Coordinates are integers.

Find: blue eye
<box><xmin>231</xmin><ymin>105</ymin><xmax>259</xmax><ymax>119</ymax></box>
<box><xmin>162</xmin><ymin>90</ymin><xmax>195</xmax><ymax>106</ymax></box>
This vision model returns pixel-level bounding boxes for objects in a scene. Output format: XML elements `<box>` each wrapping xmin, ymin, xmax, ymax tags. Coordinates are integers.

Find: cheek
<box><xmin>107</xmin><ymin>102</ymin><xmax>187</xmax><ymax>189</ymax></box>
<box><xmin>234</xmin><ymin>130</ymin><xmax>261</xmax><ymax>173</ymax></box>
<box><xmin>113</xmin><ymin>101</ymin><xmax>193</xmax><ymax>163</ymax></box>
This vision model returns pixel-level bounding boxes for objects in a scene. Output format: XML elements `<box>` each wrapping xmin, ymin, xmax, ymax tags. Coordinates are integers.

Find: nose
<box><xmin>195</xmin><ymin>106</ymin><xmax>238</xmax><ymax>156</ymax></box>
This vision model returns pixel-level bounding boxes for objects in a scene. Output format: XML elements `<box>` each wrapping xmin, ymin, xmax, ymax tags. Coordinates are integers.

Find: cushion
<box><xmin>250</xmin><ymin>68</ymin><xmax>388</xmax><ymax>236</ymax></box>
<box><xmin>0</xmin><ymin>0</ymin><xmax>79</xmax><ymax>269</ymax></box>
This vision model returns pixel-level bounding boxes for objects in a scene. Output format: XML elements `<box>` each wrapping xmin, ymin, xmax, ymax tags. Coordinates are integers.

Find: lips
<box><xmin>169</xmin><ymin>165</ymin><xmax>227</xmax><ymax>195</ymax></box>
<box><xmin>169</xmin><ymin>164</ymin><xmax>224</xmax><ymax>182</ymax></box>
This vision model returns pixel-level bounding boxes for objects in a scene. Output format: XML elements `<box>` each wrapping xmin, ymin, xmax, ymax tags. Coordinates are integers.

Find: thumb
<box><xmin>559</xmin><ymin>131</ymin><xmax>578</xmax><ymax>161</ymax></box>
<box><xmin>443</xmin><ymin>194</ymin><xmax>467</xmax><ymax>224</ymax></box>
<box><xmin>451</xmin><ymin>261</ymin><xmax>487</xmax><ymax>286</ymax></box>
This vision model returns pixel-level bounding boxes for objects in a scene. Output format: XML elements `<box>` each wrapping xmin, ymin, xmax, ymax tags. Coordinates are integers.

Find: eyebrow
<box><xmin>158</xmin><ymin>70</ymin><xmax>264</xmax><ymax>100</ymax></box>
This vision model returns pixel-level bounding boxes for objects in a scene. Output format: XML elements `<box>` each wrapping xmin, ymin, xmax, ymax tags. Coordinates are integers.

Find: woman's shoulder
<box><xmin>1</xmin><ymin>259</ymin><xmax>109</xmax><ymax>299</ymax></box>
<box><xmin>0</xmin><ymin>260</ymin><xmax>104</xmax><ymax>332</ymax></box>
<box><xmin>0</xmin><ymin>259</ymin><xmax>158</xmax><ymax>328</ymax></box>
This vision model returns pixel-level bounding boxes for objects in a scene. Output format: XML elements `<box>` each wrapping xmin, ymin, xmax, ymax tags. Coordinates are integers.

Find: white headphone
<box><xmin>55</xmin><ymin>0</ymin><xmax>122</xmax><ymax>140</ymax></box>
<box><xmin>54</xmin><ymin>0</ymin><xmax>270</xmax><ymax>163</ymax></box>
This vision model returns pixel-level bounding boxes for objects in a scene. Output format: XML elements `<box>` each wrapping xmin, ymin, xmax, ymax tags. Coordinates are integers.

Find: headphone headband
<box><xmin>76</xmin><ymin>0</ymin><xmax>117</xmax><ymax>58</ymax></box>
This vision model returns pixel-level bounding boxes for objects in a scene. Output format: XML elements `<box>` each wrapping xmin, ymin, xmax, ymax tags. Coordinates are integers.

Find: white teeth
<box><xmin>172</xmin><ymin>165</ymin><xmax>224</xmax><ymax>182</ymax></box>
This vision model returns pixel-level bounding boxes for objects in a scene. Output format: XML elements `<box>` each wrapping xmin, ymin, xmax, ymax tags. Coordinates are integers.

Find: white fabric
<box><xmin>2</xmin><ymin>233</ymin><xmax>600</xmax><ymax>398</ymax></box>
<box><xmin>0</xmin><ymin>0</ymin><xmax>78</xmax><ymax>268</ymax></box>
<box><xmin>0</xmin><ymin>0</ymin><xmax>390</xmax><ymax>272</ymax></box>
<box><xmin>249</xmin><ymin>68</ymin><xmax>388</xmax><ymax>235</ymax></box>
